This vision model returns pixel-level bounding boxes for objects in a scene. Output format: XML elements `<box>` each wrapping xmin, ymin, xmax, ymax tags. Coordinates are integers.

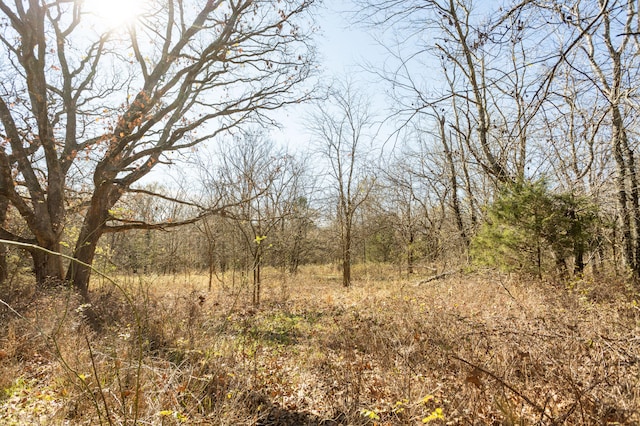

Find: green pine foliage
<box><xmin>471</xmin><ymin>179</ymin><xmax>598</xmax><ymax>278</ymax></box>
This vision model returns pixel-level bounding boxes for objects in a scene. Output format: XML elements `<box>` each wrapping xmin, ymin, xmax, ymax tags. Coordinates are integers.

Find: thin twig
<box><xmin>0</xmin><ymin>239</ymin><xmax>113</xmax><ymax>284</ymax></box>
<box><xmin>498</xmin><ymin>275</ymin><xmax>526</xmax><ymax>311</ymax></box>
<box><xmin>86</xmin><ymin>335</ymin><xmax>114</xmax><ymax>426</ymax></box>
<box><xmin>0</xmin><ymin>238</ymin><xmax>144</xmax><ymax>423</ymax></box>
<box><xmin>0</xmin><ymin>298</ymin><xmax>25</xmax><ymax>319</ymax></box>
<box><xmin>450</xmin><ymin>354</ymin><xmax>554</xmax><ymax>422</ymax></box>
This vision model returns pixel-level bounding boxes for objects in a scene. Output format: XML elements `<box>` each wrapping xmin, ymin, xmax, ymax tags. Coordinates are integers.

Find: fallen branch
<box><xmin>451</xmin><ymin>354</ymin><xmax>553</xmax><ymax>422</ymax></box>
<box><xmin>415</xmin><ymin>269</ymin><xmax>459</xmax><ymax>285</ymax></box>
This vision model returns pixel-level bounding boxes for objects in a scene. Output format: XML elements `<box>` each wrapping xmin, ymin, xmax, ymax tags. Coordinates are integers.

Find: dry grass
<box><xmin>0</xmin><ymin>264</ymin><xmax>639</xmax><ymax>425</ymax></box>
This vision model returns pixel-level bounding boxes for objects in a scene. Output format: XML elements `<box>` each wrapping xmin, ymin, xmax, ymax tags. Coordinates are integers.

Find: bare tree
<box><xmin>381</xmin><ymin>153</ymin><xmax>425</xmax><ymax>274</ymax></box>
<box><xmin>351</xmin><ymin>0</ymin><xmax>621</xmax><ymax>275</ymax></box>
<box><xmin>278</xmin><ymin>193</ymin><xmax>317</xmax><ymax>274</ymax></box>
<box><xmin>309</xmin><ymin>82</ymin><xmax>378</xmax><ymax>287</ymax></box>
<box><xmin>105</xmin><ymin>183</ymin><xmax>199</xmax><ymax>275</ymax></box>
<box><xmin>356</xmin><ymin>0</ymin><xmax>534</xmax><ymax>183</ymax></box>
<box><xmin>0</xmin><ymin>0</ymin><xmax>317</xmax><ymax>296</ymax></box>
<box><xmin>203</xmin><ymin>132</ymin><xmax>305</xmax><ymax>306</ymax></box>
<box><xmin>558</xmin><ymin>0</ymin><xmax>640</xmax><ymax>277</ymax></box>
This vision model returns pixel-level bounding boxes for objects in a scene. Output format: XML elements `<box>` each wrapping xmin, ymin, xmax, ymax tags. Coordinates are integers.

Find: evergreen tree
<box><xmin>472</xmin><ymin>180</ymin><xmax>598</xmax><ymax>278</ymax></box>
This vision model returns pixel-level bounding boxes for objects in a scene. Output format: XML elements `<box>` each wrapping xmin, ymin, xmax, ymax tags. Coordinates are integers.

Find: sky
<box><xmin>143</xmin><ymin>0</ymin><xmax>395</xmax><ymax>188</ymax></box>
<box><xmin>314</xmin><ymin>0</ymin><xmax>382</xmax><ymax>75</ymax></box>
<box><xmin>272</xmin><ymin>0</ymin><xmax>391</xmax><ymax>152</ymax></box>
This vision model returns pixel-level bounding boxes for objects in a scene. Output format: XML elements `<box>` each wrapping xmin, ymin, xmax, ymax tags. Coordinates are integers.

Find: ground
<box><xmin>0</xmin><ymin>264</ymin><xmax>638</xmax><ymax>425</ymax></box>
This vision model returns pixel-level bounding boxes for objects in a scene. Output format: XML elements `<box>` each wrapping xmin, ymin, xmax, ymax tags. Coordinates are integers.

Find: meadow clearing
<box><xmin>0</xmin><ymin>265</ymin><xmax>639</xmax><ymax>425</ymax></box>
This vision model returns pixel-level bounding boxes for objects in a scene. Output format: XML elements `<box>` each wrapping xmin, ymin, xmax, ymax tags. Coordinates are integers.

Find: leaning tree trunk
<box><xmin>66</xmin><ymin>184</ymin><xmax>117</xmax><ymax>298</ymax></box>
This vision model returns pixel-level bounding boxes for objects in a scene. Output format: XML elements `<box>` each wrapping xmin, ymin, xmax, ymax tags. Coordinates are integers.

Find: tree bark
<box><xmin>342</xmin><ymin>248</ymin><xmax>352</xmax><ymax>288</ymax></box>
<box><xmin>66</xmin><ymin>183</ymin><xmax>119</xmax><ymax>297</ymax></box>
<box><xmin>407</xmin><ymin>231</ymin><xmax>415</xmax><ymax>275</ymax></box>
<box><xmin>592</xmin><ymin>1</ymin><xmax>639</xmax><ymax>277</ymax></box>
<box><xmin>439</xmin><ymin>116</ymin><xmax>469</xmax><ymax>249</ymax></box>
<box><xmin>574</xmin><ymin>244</ymin><xmax>585</xmax><ymax>275</ymax></box>
<box><xmin>342</xmin><ymin>220</ymin><xmax>352</xmax><ymax>287</ymax></box>
<box><xmin>30</xmin><ymin>247</ymin><xmax>64</xmax><ymax>286</ymax></box>
<box><xmin>0</xmin><ymin>197</ymin><xmax>8</xmax><ymax>284</ymax></box>
<box><xmin>568</xmin><ymin>206</ymin><xmax>586</xmax><ymax>275</ymax></box>
<box><xmin>611</xmin><ymin>104</ymin><xmax>636</xmax><ymax>274</ymax></box>
<box><xmin>252</xmin><ymin>251</ymin><xmax>262</xmax><ymax>307</ymax></box>
<box><xmin>621</xmin><ymin>130</ymin><xmax>640</xmax><ymax>277</ymax></box>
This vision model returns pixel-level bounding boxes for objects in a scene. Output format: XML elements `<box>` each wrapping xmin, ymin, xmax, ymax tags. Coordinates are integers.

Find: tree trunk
<box><xmin>0</xmin><ymin>213</ymin><xmax>64</xmax><ymax>287</ymax></box>
<box><xmin>342</xmin><ymin>223</ymin><xmax>352</xmax><ymax>287</ymax></box>
<box><xmin>621</xmin><ymin>132</ymin><xmax>640</xmax><ymax>278</ymax></box>
<box><xmin>439</xmin><ymin>116</ymin><xmax>469</xmax><ymax>249</ymax></box>
<box><xmin>612</xmin><ymin>219</ymin><xmax>620</xmax><ymax>276</ymax></box>
<box><xmin>208</xmin><ymin>258</ymin><xmax>214</xmax><ymax>293</ymax></box>
<box><xmin>611</xmin><ymin>107</ymin><xmax>635</xmax><ymax>274</ymax></box>
<box><xmin>66</xmin><ymin>184</ymin><xmax>117</xmax><ymax>297</ymax></box>
<box><xmin>567</xmin><ymin>204</ymin><xmax>585</xmax><ymax>276</ymax></box>
<box><xmin>449</xmin><ymin>10</ymin><xmax>509</xmax><ymax>183</ymax></box>
<box><xmin>342</xmin><ymin>251</ymin><xmax>351</xmax><ymax>287</ymax></box>
<box><xmin>407</xmin><ymin>232</ymin><xmax>415</xmax><ymax>275</ymax></box>
<box><xmin>0</xmin><ymin>242</ymin><xmax>6</xmax><ymax>285</ymax></box>
<box><xmin>461</xmin><ymin>156</ymin><xmax>478</xmax><ymax>229</ymax></box>
<box><xmin>0</xmin><ymin>197</ymin><xmax>8</xmax><ymax>284</ymax></box>
<box><xmin>67</xmin><ymin>218</ymin><xmax>104</xmax><ymax>298</ymax></box>
<box><xmin>202</xmin><ymin>218</ymin><xmax>215</xmax><ymax>292</ymax></box>
<box><xmin>288</xmin><ymin>225</ymin><xmax>303</xmax><ymax>274</ymax></box>
<box><xmin>574</xmin><ymin>243</ymin><xmax>585</xmax><ymax>275</ymax></box>
<box><xmin>252</xmin><ymin>253</ymin><xmax>261</xmax><ymax>307</ymax></box>
<box><xmin>30</xmin><ymin>246</ymin><xmax>64</xmax><ymax>286</ymax></box>
<box><xmin>612</xmin><ymin>142</ymin><xmax>633</xmax><ymax>269</ymax></box>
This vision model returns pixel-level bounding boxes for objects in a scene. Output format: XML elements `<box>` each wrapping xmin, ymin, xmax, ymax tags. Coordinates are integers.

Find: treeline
<box><xmin>2</xmin><ymin>0</ymin><xmax>640</xmax><ymax>297</ymax></box>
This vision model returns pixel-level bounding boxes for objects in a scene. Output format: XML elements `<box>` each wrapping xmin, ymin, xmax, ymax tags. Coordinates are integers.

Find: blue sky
<box><xmin>273</xmin><ymin>0</ymin><xmax>390</xmax><ymax>151</ymax></box>
<box><xmin>315</xmin><ymin>0</ymin><xmax>381</xmax><ymax>75</ymax></box>
<box><xmin>154</xmin><ymin>1</ymin><xmax>382</xmax><ymax>187</ymax></box>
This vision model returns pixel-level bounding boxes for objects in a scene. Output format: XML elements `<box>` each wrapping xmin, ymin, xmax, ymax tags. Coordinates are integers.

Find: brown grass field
<box><xmin>0</xmin><ymin>264</ymin><xmax>639</xmax><ymax>425</ymax></box>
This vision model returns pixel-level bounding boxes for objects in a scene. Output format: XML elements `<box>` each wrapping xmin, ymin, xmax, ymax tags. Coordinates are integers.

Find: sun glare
<box><xmin>84</xmin><ymin>0</ymin><xmax>147</xmax><ymax>29</ymax></box>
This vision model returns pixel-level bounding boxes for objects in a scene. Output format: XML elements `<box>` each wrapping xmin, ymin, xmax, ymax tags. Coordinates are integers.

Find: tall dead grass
<box><xmin>0</xmin><ymin>265</ymin><xmax>638</xmax><ymax>424</ymax></box>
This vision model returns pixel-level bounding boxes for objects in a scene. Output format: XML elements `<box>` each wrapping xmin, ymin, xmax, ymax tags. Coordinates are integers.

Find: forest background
<box><xmin>1</xmin><ymin>0</ymin><xmax>640</xmax><ymax>424</ymax></box>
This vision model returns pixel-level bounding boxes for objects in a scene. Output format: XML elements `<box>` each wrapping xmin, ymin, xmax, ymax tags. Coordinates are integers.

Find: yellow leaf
<box><xmin>422</xmin><ymin>408</ymin><xmax>444</xmax><ymax>423</ymax></box>
<box><xmin>360</xmin><ymin>409</ymin><xmax>380</xmax><ymax>420</ymax></box>
<box><xmin>421</xmin><ymin>394</ymin><xmax>435</xmax><ymax>404</ymax></box>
